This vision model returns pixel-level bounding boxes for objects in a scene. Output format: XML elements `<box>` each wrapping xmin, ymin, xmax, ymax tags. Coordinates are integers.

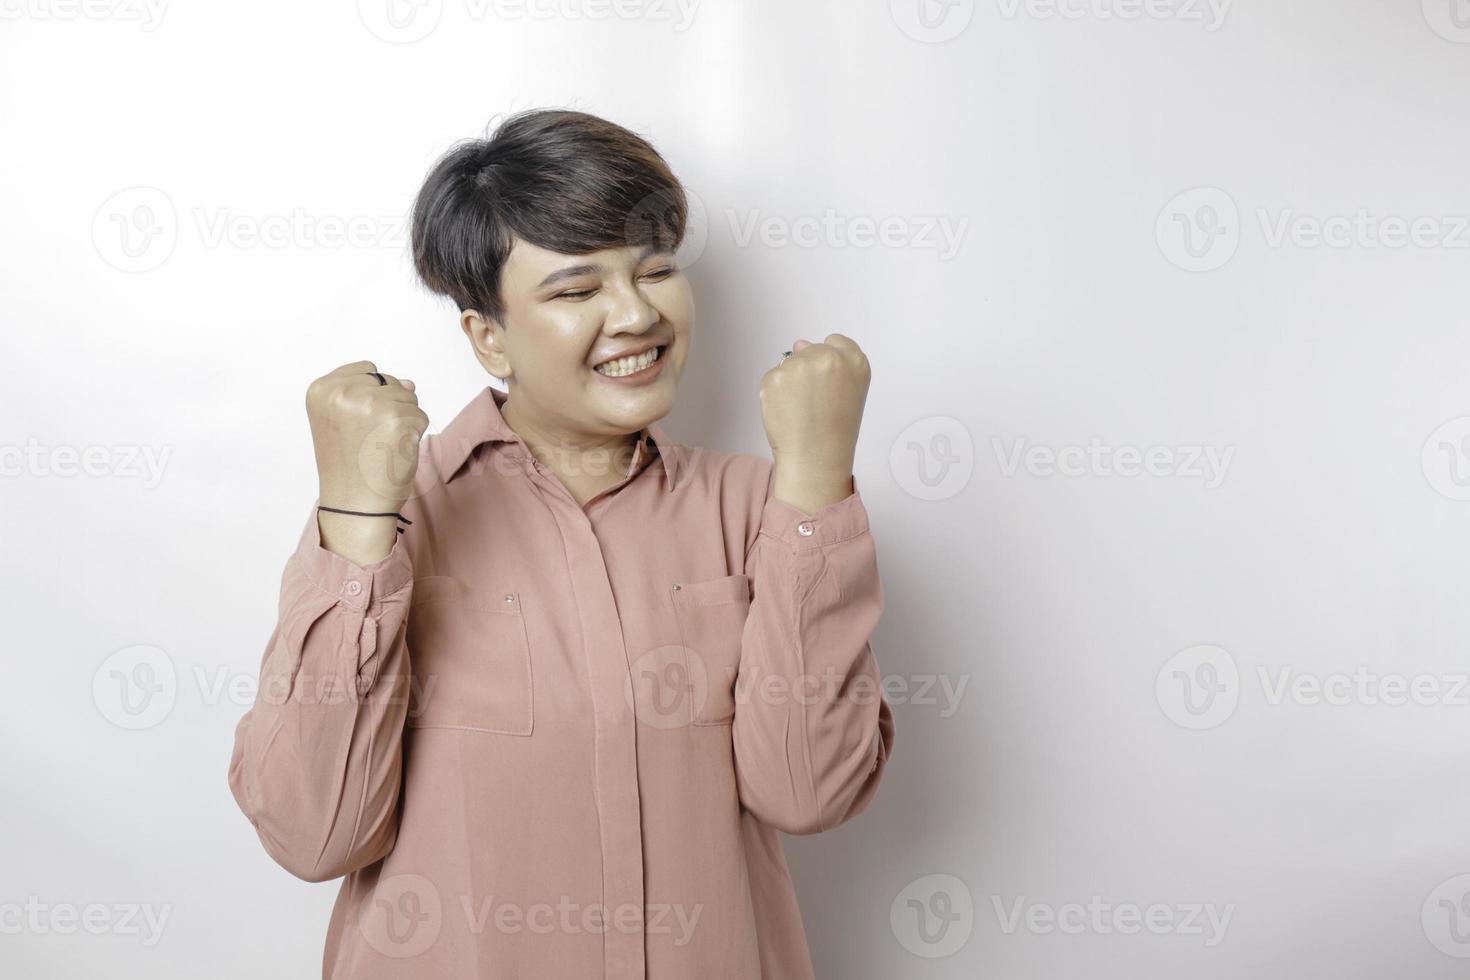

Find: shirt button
<box><xmin>504</xmin><ymin>593</ymin><xmax>516</xmax><ymax>605</ymax></box>
<box><xmin>345</xmin><ymin>580</ymin><xmax>363</xmax><ymax>597</ymax></box>
<box><xmin>797</xmin><ymin>521</ymin><xmax>815</xmax><ymax>537</ymax></box>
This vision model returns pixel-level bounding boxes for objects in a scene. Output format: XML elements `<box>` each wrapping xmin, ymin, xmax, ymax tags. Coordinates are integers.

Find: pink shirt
<box><xmin>227</xmin><ymin>384</ymin><xmax>895</xmax><ymax>978</ymax></box>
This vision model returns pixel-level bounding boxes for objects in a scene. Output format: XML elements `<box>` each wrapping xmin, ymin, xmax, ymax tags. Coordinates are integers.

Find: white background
<box><xmin>4</xmin><ymin>0</ymin><xmax>1470</xmax><ymax>976</ymax></box>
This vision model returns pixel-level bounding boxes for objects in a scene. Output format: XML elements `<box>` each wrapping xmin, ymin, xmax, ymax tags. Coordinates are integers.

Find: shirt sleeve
<box><xmin>226</xmin><ymin>501</ymin><xmax>415</xmax><ymax>882</ymax></box>
<box><xmin>732</xmin><ymin>469</ymin><xmax>896</xmax><ymax>835</ymax></box>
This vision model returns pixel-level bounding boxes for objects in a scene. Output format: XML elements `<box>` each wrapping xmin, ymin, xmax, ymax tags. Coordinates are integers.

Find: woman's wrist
<box><xmin>772</xmin><ymin>457</ymin><xmax>855</xmax><ymax>516</ymax></box>
<box><xmin>316</xmin><ymin>508</ymin><xmax>401</xmax><ymax>567</ymax></box>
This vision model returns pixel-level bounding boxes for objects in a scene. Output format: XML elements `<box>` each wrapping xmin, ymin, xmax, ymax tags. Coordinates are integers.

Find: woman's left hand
<box><xmin>760</xmin><ymin>333</ymin><xmax>871</xmax><ymax>507</ymax></box>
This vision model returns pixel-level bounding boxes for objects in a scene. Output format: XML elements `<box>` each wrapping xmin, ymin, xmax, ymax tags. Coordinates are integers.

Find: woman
<box><xmin>227</xmin><ymin>108</ymin><xmax>895</xmax><ymax>979</ymax></box>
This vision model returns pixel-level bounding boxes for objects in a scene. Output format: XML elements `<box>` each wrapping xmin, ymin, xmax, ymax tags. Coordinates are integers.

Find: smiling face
<box><xmin>461</xmin><ymin>236</ymin><xmax>693</xmax><ymax>443</ymax></box>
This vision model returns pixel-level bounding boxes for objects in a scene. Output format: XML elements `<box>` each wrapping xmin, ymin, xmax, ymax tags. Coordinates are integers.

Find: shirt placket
<box><xmin>518</xmin><ymin>450</ymin><xmax>648</xmax><ymax>980</ymax></box>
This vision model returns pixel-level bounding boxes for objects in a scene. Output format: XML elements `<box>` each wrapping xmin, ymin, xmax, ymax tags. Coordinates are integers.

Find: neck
<box><xmin>499</xmin><ymin>389</ymin><xmax>641</xmax><ymax>490</ymax></box>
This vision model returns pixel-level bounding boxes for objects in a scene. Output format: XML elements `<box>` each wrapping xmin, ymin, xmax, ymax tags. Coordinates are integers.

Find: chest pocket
<box><xmin>406</xmin><ymin>575</ymin><xmax>534</xmax><ymax>736</ymax></box>
<box><xmin>671</xmin><ymin>573</ymin><xmax>752</xmax><ymax>727</ymax></box>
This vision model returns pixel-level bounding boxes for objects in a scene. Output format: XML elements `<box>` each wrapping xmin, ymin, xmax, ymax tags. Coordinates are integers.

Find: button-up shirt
<box><xmin>227</xmin><ymin>383</ymin><xmax>895</xmax><ymax>979</ymax></box>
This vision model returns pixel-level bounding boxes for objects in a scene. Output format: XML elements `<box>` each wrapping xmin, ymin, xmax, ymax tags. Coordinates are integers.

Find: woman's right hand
<box><xmin>306</xmin><ymin>361</ymin><xmax>429</xmax><ymax>563</ymax></box>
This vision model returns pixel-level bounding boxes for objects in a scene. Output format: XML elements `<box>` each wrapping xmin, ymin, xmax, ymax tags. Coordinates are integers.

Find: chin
<box><xmin>592</xmin><ymin>383</ymin><xmax>674</xmax><ymax>429</ymax></box>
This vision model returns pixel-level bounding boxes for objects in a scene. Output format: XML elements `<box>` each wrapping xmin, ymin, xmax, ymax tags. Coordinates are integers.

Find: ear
<box><xmin>461</xmin><ymin>309</ymin><xmax>512</xmax><ymax>380</ymax></box>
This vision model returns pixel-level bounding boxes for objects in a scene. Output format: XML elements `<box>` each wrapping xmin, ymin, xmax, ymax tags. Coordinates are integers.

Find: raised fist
<box><xmin>306</xmin><ymin>360</ymin><xmax>429</xmax><ymax>514</ymax></box>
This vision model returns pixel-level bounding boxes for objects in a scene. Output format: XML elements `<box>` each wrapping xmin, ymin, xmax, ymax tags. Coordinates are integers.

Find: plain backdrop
<box><xmin>4</xmin><ymin>1</ymin><xmax>1470</xmax><ymax>976</ymax></box>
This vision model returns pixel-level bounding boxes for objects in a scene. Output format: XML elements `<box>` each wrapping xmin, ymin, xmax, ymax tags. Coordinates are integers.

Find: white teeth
<box><xmin>594</xmin><ymin>346</ymin><xmax>661</xmax><ymax>377</ymax></box>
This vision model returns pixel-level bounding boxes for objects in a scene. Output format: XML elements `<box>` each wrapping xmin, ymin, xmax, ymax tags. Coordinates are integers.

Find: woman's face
<box><xmin>465</xmin><ymin>236</ymin><xmax>693</xmax><ymax>440</ymax></box>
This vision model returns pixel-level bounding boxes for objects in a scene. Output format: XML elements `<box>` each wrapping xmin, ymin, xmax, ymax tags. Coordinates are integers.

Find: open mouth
<box><xmin>593</xmin><ymin>344</ymin><xmax>666</xmax><ymax>378</ymax></box>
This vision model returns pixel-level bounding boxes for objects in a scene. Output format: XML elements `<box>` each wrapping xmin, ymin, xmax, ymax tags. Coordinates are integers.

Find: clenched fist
<box><xmin>760</xmin><ymin>333</ymin><xmax>871</xmax><ymax>514</ymax></box>
<box><xmin>307</xmin><ymin>361</ymin><xmax>428</xmax><ymax>564</ymax></box>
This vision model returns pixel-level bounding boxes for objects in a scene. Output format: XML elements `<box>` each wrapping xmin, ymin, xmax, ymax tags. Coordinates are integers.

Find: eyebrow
<box><xmin>535</xmin><ymin>244</ymin><xmax>668</xmax><ymax>289</ymax></box>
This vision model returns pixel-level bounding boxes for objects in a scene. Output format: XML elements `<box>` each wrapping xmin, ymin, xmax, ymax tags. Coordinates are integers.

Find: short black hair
<box><xmin>410</xmin><ymin>108</ymin><xmax>687</xmax><ymax>324</ymax></box>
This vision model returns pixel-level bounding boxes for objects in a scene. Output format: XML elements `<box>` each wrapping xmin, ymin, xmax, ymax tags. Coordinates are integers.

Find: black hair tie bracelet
<box><xmin>317</xmin><ymin>504</ymin><xmax>413</xmax><ymax>535</ymax></box>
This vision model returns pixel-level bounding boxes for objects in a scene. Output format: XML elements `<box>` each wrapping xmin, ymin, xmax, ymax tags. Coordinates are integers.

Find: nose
<box><xmin>607</xmin><ymin>280</ymin><xmax>660</xmax><ymax>333</ymax></box>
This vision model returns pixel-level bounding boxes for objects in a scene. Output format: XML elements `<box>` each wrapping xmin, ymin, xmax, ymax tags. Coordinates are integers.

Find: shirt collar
<box><xmin>433</xmin><ymin>385</ymin><xmax>684</xmax><ymax>491</ymax></box>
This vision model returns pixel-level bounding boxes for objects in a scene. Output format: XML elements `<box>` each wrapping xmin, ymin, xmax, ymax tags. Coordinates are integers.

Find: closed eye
<box><xmin>556</xmin><ymin>268</ymin><xmax>675</xmax><ymax>301</ymax></box>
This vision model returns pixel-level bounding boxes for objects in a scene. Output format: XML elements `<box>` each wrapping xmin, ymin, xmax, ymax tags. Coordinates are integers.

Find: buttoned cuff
<box><xmin>292</xmin><ymin>507</ymin><xmax>415</xmax><ymax>612</ymax></box>
<box><xmin>757</xmin><ymin>475</ymin><xmax>872</xmax><ymax>552</ymax></box>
